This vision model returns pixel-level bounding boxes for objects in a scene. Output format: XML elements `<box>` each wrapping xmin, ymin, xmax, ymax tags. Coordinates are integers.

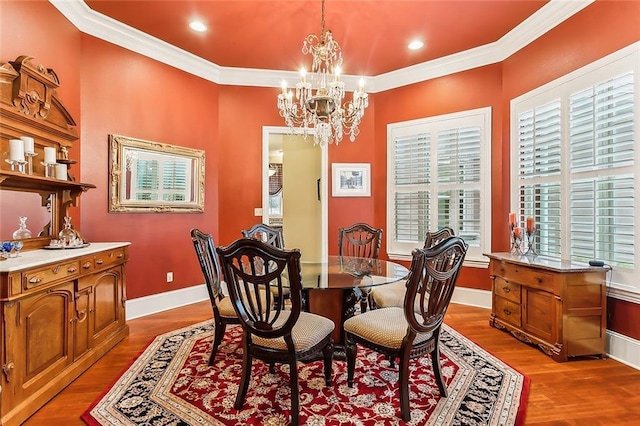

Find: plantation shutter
<box><xmin>437</xmin><ymin>126</ymin><xmax>481</xmax><ymax>246</ymax></box>
<box><xmin>568</xmin><ymin>72</ymin><xmax>635</xmax><ymax>266</ymax></box>
<box><xmin>516</xmin><ymin>100</ymin><xmax>562</xmax><ymax>256</ymax></box>
<box><xmin>162</xmin><ymin>160</ymin><xmax>188</xmax><ymax>202</ymax></box>
<box><xmin>392</xmin><ymin>133</ymin><xmax>431</xmax><ymax>243</ymax></box>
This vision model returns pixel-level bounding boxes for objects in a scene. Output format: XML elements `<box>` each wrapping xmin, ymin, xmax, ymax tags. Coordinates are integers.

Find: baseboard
<box><xmin>126</xmin><ymin>284</ymin><xmax>640</xmax><ymax>371</ymax></box>
<box><xmin>607</xmin><ymin>330</ymin><xmax>640</xmax><ymax>370</ymax></box>
<box><xmin>126</xmin><ymin>285</ymin><xmax>209</xmax><ymax>320</ymax></box>
<box><xmin>452</xmin><ymin>287</ymin><xmax>492</xmax><ymax>309</ymax></box>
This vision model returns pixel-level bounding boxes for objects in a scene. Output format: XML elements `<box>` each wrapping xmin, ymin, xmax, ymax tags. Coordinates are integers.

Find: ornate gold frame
<box><xmin>108</xmin><ymin>134</ymin><xmax>205</xmax><ymax>213</ymax></box>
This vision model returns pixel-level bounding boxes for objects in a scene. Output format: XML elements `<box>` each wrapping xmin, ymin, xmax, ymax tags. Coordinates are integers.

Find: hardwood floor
<box><xmin>24</xmin><ymin>301</ymin><xmax>640</xmax><ymax>425</ymax></box>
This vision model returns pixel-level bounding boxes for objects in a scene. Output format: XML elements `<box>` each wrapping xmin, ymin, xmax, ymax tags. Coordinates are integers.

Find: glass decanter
<box><xmin>12</xmin><ymin>216</ymin><xmax>32</xmax><ymax>239</ymax></box>
<box><xmin>58</xmin><ymin>216</ymin><xmax>78</xmax><ymax>246</ymax></box>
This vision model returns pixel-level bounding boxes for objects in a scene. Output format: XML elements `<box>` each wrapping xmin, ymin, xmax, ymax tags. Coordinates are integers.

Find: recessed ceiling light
<box><xmin>408</xmin><ymin>40</ymin><xmax>424</xmax><ymax>50</ymax></box>
<box><xmin>189</xmin><ymin>21</ymin><xmax>207</xmax><ymax>32</ymax></box>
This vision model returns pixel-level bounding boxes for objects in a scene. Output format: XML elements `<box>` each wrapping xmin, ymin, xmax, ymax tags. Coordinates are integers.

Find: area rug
<box><xmin>82</xmin><ymin>321</ymin><xmax>528</xmax><ymax>426</ymax></box>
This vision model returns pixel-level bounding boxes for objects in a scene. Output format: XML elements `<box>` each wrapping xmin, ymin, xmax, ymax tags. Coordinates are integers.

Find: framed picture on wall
<box><xmin>332</xmin><ymin>163</ymin><xmax>371</xmax><ymax>197</ymax></box>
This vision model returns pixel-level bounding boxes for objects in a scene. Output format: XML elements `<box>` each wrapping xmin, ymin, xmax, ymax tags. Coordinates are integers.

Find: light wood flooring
<box><xmin>24</xmin><ymin>301</ymin><xmax>640</xmax><ymax>425</ymax></box>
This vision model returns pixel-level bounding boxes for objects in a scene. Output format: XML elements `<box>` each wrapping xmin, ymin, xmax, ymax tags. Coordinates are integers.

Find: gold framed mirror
<box><xmin>108</xmin><ymin>134</ymin><xmax>205</xmax><ymax>213</ymax></box>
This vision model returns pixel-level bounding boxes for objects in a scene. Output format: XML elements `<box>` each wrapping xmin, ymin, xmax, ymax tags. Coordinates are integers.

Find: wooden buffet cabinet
<box><xmin>486</xmin><ymin>252</ymin><xmax>607</xmax><ymax>362</ymax></box>
<box><xmin>0</xmin><ymin>244</ymin><xmax>129</xmax><ymax>425</ymax></box>
<box><xmin>1</xmin><ymin>56</ymin><xmax>130</xmax><ymax>424</ymax></box>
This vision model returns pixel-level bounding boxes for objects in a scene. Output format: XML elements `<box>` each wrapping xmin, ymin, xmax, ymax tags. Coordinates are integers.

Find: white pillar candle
<box><xmin>44</xmin><ymin>147</ymin><xmax>57</xmax><ymax>164</ymax></box>
<box><xmin>55</xmin><ymin>163</ymin><xmax>67</xmax><ymax>180</ymax></box>
<box><xmin>20</xmin><ymin>136</ymin><xmax>35</xmax><ymax>154</ymax></box>
<box><xmin>9</xmin><ymin>139</ymin><xmax>25</xmax><ymax>162</ymax></box>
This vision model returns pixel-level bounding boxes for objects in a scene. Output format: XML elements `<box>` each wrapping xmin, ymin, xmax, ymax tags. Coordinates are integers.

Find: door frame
<box><xmin>261</xmin><ymin>126</ymin><xmax>328</xmax><ymax>260</ymax></box>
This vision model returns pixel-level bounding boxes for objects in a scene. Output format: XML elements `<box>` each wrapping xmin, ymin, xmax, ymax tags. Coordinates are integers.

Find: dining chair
<box><xmin>241</xmin><ymin>223</ymin><xmax>290</xmax><ymax>308</ymax></box>
<box><xmin>337</xmin><ymin>222</ymin><xmax>383</xmax><ymax>312</ymax></box>
<box><xmin>241</xmin><ymin>223</ymin><xmax>285</xmax><ymax>248</ymax></box>
<box><xmin>343</xmin><ymin>236</ymin><xmax>468</xmax><ymax>422</ymax></box>
<box><xmin>369</xmin><ymin>227</ymin><xmax>455</xmax><ymax>310</ymax></box>
<box><xmin>190</xmin><ymin>228</ymin><xmax>241</xmax><ymax>365</ymax></box>
<box><xmin>216</xmin><ymin>238</ymin><xmax>335</xmax><ymax>426</ymax></box>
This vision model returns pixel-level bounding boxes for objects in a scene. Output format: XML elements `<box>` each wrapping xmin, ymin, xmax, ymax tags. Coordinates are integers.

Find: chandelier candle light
<box><xmin>508</xmin><ymin>212</ymin><xmax>522</xmax><ymax>255</ymax></box>
<box><xmin>277</xmin><ymin>0</ymin><xmax>368</xmax><ymax>147</ymax></box>
<box><xmin>525</xmin><ymin>216</ymin><xmax>537</xmax><ymax>256</ymax></box>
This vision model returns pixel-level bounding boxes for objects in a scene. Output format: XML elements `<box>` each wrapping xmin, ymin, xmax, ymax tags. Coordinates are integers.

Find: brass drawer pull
<box><xmin>67</xmin><ymin>266</ymin><xmax>77</xmax><ymax>273</ymax></box>
<box><xmin>82</xmin><ymin>262</ymin><xmax>92</xmax><ymax>269</ymax></box>
<box><xmin>96</xmin><ymin>259</ymin><xmax>104</xmax><ymax>265</ymax></box>
<box><xmin>29</xmin><ymin>276</ymin><xmax>43</xmax><ymax>284</ymax></box>
<box><xmin>503</xmin><ymin>308</ymin><xmax>512</xmax><ymax>316</ymax></box>
<box><xmin>117</xmin><ymin>253</ymin><xmax>124</xmax><ymax>258</ymax></box>
<box><xmin>502</xmin><ymin>286</ymin><xmax>511</xmax><ymax>293</ymax></box>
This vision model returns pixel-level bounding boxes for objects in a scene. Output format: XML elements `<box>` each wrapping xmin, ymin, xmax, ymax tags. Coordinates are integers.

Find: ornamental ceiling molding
<box><xmin>50</xmin><ymin>0</ymin><xmax>594</xmax><ymax>94</ymax></box>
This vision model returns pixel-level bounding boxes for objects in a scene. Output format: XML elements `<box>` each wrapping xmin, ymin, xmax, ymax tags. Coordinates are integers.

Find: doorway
<box><xmin>262</xmin><ymin>126</ymin><xmax>328</xmax><ymax>261</ymax></box>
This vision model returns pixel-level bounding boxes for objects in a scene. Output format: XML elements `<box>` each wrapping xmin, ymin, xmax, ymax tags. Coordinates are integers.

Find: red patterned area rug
<box><xmin>82</xmin><ymin>321</ymin><xmax>528</xmax><ymax>426</ymax></box>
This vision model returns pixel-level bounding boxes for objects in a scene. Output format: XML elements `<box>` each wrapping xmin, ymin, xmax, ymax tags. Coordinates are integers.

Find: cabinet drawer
<box><xmin>492</xmin><ymin>261</ymin><xmax>554</xmax><ymax>292</ymax></box>
<box><xmin>22</xmin><ymin>260</ymin><xmax>80</xmax><ymax>291</ymax></box>
<box><xmin>494</xmin><ymin>277</ymin><xmax>521</xmax><ymax>304</ymax></box>
<box><xmin>80</xmin><ymin>248</ymin><xmax>127</xmax><ymax>274</ymax></box>
<box><xmin>494</xmin><ymin>296</ymin><xmax>521</xmax><ymax>327</ymax></box>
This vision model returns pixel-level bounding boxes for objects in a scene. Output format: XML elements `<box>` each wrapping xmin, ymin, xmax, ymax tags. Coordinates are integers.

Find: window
<box><xmin>131</xmin><ymin>151</ymin><xmax>192</xmax><ymax>202</ymax></box>
<box><xmin>387</xmin><ymin>107</ymin><xmax>492</xmax><ymax>264</ymax></box>
<box><xmin>511</xmin><ymin>43</ymin><xmax>638</xmax><ymax>295</ymax></box>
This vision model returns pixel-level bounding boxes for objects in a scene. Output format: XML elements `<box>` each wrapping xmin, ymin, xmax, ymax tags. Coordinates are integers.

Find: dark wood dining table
<box><xmin>295</xmin><ymin>255</ymin><xmax>409</xmax><ymax>349</ymax></box>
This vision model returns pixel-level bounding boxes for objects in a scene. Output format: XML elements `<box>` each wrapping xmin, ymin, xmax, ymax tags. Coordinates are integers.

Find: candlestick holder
<box><xmin>41</xmin><ymin>161</ymin><xmax>56</xmax><ymax>178</ymax></box>
<box><xmin>509</xmin><ymin>224</ymin><xmax>523</xmax><ymax>255</ymax></box>
<box><xmin>25</xmin><ymin>152</ymin><xmax>37</xmax><ymax>175</ymax></box>
<box><xmin>5</xmin><ymin>158</ymin><xmax>27</xmax><ymax>173</ymax></box>
<box><xmin>524</xmin><ymin>228</ymin><xmax>537</xmax><ymax>256</ymax></box>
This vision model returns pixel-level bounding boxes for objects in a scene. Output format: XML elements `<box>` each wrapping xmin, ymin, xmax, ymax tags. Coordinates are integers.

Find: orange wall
<box><xmin>500</xmin><ymin>0</ymin><xmax>640</xmax><ymax>339</ymax></box>
<box><xmin>373</xmin><ymin>64</ymin><xmax>504</xmax><ymax>290</ymax></box>
<box><xmin>1</xmin><ymin>0</ymin><xmax>639</xmax><ymax>339</ymax></box>
<box><xmin>78</xmin><ymin>36</ymin><xmax>221</xmax><ymax>299</ymax></box>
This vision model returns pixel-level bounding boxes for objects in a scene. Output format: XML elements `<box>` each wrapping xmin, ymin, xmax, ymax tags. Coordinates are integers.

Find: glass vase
<box><xmin>12</xmin><ymin>216</ymin><xmax>32</xmax><ymax>239</ymax></box>
<box><xmin>58</xmin><ymin>216</ymin><xmax>79</xmax><ymax>246</ymax></box>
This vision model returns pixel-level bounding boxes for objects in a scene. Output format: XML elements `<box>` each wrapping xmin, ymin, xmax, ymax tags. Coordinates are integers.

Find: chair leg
<box><xmin>398</xmin><ymin>351</ymin><xmax>411</xmax><ymax>422</ymax></box>
<box><xmin>322</xmin><ymin>339</ymin><xmax>334</xmax><ymax>386</ymax></box>
<box><xmin>388</xmin><ymin>354</ymin><xmax>395</xmax><ymax>368</ymax></box>
<box><xmin>234</xmin><ymin>339</ymin><xmax>253</xmax><ymax>411</ymax></box>
<box><xmin>289</xmin><ymin>359</ymin><xmax>300</xmax><ymax>426</ymax></box>
<box><xmin>431</xmin><ymin>344</ymin><xmax>448</xmax><ymax>397</ymax></box>
<box><xmin>345</xmin><ymin>335</ymin><xmax>357</xmax><ymax>387</ymax></box>
<box><xmin>210</xmin><ymin>322</ymin><xmax>226</xmax><ymax>366</ymax></box>
<box><xmin>269</xmin><ymin>362</ymin><xmax>276</xmax><ymax>374</ymax></box>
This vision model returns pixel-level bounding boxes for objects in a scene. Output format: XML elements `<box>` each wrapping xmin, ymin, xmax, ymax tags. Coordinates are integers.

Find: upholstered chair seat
<box><xmin>252</xmin><ymin>310</ymin><xmax>335</xmax><ymax>350</ymax></box>
<box><xmin>343</xmin><ymin>307</ymin><xmax>433</xmax><ymax>348</ymax></box>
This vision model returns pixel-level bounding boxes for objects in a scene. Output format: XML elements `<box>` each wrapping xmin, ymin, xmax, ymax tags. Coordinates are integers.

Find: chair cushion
<box><xmin>343</xmin><ymin>307</ymin><xmax>432</xmax><ymax>349</ymax></box>
<box><xmin>218</xmin><ymin>289</ymin><xmax>269</xmax><ymax>318</ymax></box>
<box><xmin>253</xmin><ymin>311</ymin><xmax>335</xmax><ymax>351</ymax></box>
<box><xmin>370</xmin><ymin>280</ymin><xmax>406</xmax><ymax>309</ymax></box>
<box><xmin>217</xmin><ymin>296</ymin><xmax>238</xmax><ymax>318</ymax></box>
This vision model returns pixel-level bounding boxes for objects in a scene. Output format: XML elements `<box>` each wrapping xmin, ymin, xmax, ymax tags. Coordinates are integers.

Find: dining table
<box><xmin>294</xmin><ymin>255</ymin><xmax>410</xmax><ymax>350</ymax></box>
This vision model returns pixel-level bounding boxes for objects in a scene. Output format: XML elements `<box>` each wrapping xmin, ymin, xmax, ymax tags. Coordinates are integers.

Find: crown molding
<box><xmin>50</xmin><ymin>0</ymin><xmax>594</xmax><ymax>93</ymax></box>
<box><xmin>49</xmin><ymin>0</ymin><xmax>222</xmax><ymax>82</ymax></box>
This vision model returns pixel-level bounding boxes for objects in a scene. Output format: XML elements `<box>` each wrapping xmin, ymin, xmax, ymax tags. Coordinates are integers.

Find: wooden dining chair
<box><xmin>337</xmin><ymin>222</ymin><xmax>383</xmax><ymax>312</ymax></box>
<box><xmin>241</xmin><ymin>223</ymin><xmax>285</xmax><ymax>248</ymax></box>
<box><xmin>241</xmin><ymin>223</ymin><xmax>290</xmax><ymax>308</ymax></box>
<box><xmin>343</xmin><ymin>236</ymin><xmax>468</xmax><ymax>422</ymax></box>
<box><xmin>190</xmin><ymin>228</ymin><xmax>241</xmax><ymax>365</ymax></box>
<box><xmin>216</xmin><ymin>238</ymin><xmax>335</xmax><ymax>426</ymax></box>
<box><xmin>369</xmin><ymin>227</ymin><xmax>455</xmax><ymax>310</ymax></box>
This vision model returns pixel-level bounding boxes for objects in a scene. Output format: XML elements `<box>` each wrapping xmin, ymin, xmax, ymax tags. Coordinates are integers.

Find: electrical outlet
<box><xmin>166</xmin><ymin>272</ymin><xmax>173</xmax><ymax>283</ymax></box>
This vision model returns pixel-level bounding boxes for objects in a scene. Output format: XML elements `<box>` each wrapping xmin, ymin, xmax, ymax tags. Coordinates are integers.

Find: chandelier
<box><xmin>277</xmin><ymin>0</ymin><xmax>368</xmax><ymax>147</ymax></box>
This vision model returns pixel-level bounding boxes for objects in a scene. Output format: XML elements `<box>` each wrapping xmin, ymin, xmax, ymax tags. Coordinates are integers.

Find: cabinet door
<box><xmin>78</xmin><ymin>266</ymin><xmax>124</xmax><ymax>349</ymax></box>
<box><xmin>3</xmin><ymin>282</ymin><xmax>75</xmax><ymax>408</ymax></box>
<box><xmin>521</xmin><ymin>287</ymin><xmax>558</xmax><ymax>343</ymax></box>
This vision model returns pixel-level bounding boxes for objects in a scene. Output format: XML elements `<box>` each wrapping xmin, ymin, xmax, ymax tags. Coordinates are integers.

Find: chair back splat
<box><xmin>241</xmin><ymin>223</ymin><xmax>285</xmax><ymax>249</ymax></box>
<box><xmin>338</xmin><ymin>223</ymin><xmax>383</xmax><ymax>312</ymax></box>
<box><xmin>343</xmin><ymin>236</ymin><xmax>468</xmax><ymax>422</ymax></box>
<box><xmin>217</xmin><ymin>238</ymin><xmax>335</xmax><ymax>426</ymax></box>
<box><xmin>338</xmin><ymin>222</ymin><xmax>382</xmax><ymax>259</ymax></box>
<box><xmin>190</xmin><ymin>228</ymin><xmax>240</xmax><ymax>365</ymax></box>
